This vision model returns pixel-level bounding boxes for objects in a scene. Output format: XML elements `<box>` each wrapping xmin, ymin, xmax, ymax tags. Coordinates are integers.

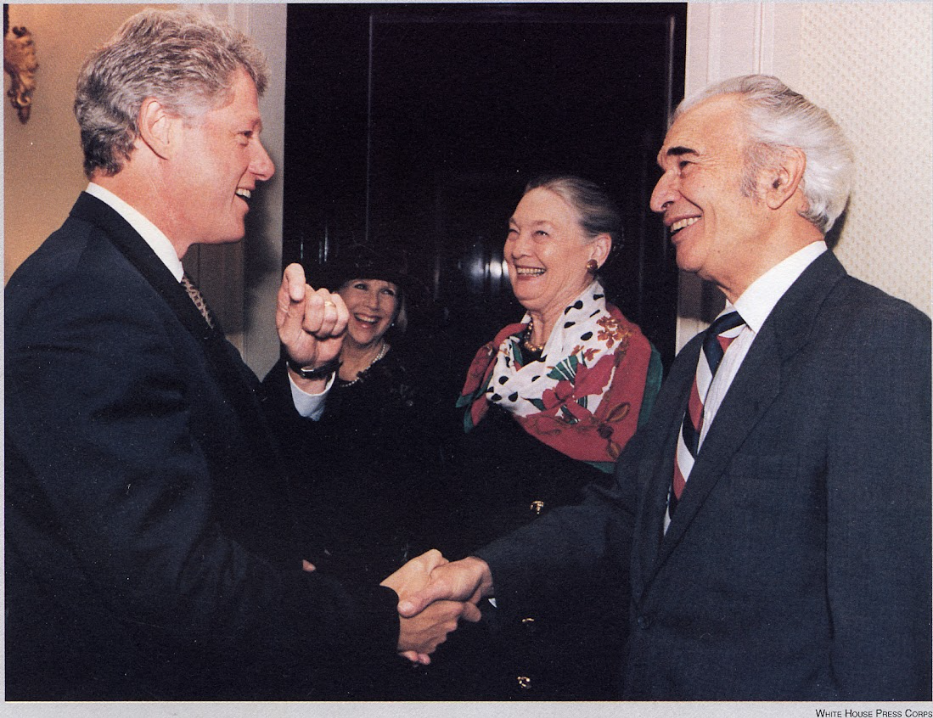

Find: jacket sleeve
<box><xmin>469</xmin><ymin>334</ymin><xmax>689</xmax><ymax>624</ymax></box>
<box><xmin>471</xmin><ymin>403</ymin><xmax>659</xmax><ymax>621</ymax></box>
<box><xmin>4</xmin><ymin>267</ymin><xmax>399</xmax><ymax>693</ymax></box>
<box><xmin>823</xmin><ymin>298</ymin><xmax>932</xmax><ymax>699</ymax></box>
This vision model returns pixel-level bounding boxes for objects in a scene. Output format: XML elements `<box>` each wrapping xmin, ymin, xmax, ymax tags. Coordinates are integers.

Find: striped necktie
<box><xmin>670</xmin><ymin>310</ymin><xmax>745</xmax><ymax>516</ymax></box>
<box><xmin>181</xmin><ymin>273</ymin><xmax>215</xmax><ymax>329</ymax></box>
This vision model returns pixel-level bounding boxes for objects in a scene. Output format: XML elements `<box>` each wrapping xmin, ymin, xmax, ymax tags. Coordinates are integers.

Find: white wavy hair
<box><xmin>675</xmin><ymin>75</ymin><xmax>854</xmax><ymax>234</ymax></box>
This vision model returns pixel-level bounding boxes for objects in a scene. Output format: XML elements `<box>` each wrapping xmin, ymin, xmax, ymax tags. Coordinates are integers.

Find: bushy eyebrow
<box><xmin>666</xmin><ymin>145</ymin><xmax>698</xmax><ymax>157</ymax></box>
<box><xmin>657</xmin><ymin>144</ymin><xmax>699</xmax><ymax>168</ymax></box>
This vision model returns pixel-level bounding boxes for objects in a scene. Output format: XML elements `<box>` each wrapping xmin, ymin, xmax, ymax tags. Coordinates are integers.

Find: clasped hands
<box><xmin>278</xmin><ymin>265</ymin><xmax>493</xmax><ymax>663</ymax></box>
<box><xmin>380</xmin><ymin>550</ymin><xmax>494</xmax><ymax>664</ymax></box>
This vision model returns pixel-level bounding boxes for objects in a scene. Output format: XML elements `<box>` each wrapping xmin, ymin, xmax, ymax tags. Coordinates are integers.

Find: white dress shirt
<box><xmin>86</xmin><ymin>182</ymin><xmax>184</xmax><ymax>280</ymax></box>
<box><xmin>664</xmin><ymin>240</ymin><xmax>827</xmax><ymax>531</ymax></box>
<box><xmin>85</xmin><ymin>182</ymin><xmax>330</xmax><ymax>419</ymax></box>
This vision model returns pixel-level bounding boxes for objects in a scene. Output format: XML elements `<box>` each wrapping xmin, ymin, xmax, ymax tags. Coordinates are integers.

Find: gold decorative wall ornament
<box><xmin>4</xmin><ymin>8</ymin><xmax>38</xmax><ymax>124</ymax></box>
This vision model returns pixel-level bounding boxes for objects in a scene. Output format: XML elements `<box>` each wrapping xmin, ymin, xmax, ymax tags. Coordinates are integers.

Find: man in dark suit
<box><xmin>399</xmin><ymin>75</ymin><xmax>932</xmax><ymax>700</ymax></box>
<box><xmin>4</xmin><ymin>8</ymin><xmax>474</xmax><ymax>700</ymax></box>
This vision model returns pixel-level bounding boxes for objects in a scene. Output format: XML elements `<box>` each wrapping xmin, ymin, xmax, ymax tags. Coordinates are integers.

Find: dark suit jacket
<box><xmin>476</xmin><ymin>251</ymin><xmax>932</xmax><ymax>700</ymax></box>
<box><xmin>4</xmin><ymin>193</ymin><xmax>399</xmax><ymax>700</ymax></box>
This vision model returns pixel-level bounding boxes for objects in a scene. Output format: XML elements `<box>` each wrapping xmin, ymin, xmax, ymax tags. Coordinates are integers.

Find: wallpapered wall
<box><xmin>681</xmin><ymin>2</ymin><xmax>931</xmax><ymax>348</ymax></box>
<box><xmin>797</xmin><ymin>2</ymin><xmax>932</xmax><ymax>318</ymax></box>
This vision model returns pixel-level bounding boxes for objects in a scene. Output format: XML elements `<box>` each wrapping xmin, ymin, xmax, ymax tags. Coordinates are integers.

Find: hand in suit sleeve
<box><xmin>381</xmin><ymin>551</ymin><xmax>483</xmax><ymax>664</ymax></box>
<box><xmin>396</xmin><ymin>555</ymin><xmax>494</xmax><ymax>617</ymax></box>
<box><xmin>5</xmin><ymin>271</ymin><xmax>398</xmax><ymax>682</ymax></box>
<box><xmin>276</xmin><ymin>263</ymin><xmax>347</xmax><ymax>392</ymax></box>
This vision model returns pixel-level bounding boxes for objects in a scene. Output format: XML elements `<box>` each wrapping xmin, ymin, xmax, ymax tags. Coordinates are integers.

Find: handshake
<box><xmin>380</xmin><ymin>549</ymin><xmax>495</xmax><ymax>664</ymax></box>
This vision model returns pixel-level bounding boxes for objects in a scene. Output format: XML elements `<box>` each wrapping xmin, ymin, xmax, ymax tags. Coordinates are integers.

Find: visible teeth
<box><xmin>516</xmin><ymin>267</ymin><xmax>545</xmax><ymax>276</ymax></box>
<box><xmin>355</xmin><ymin>315</ymin><xmax>379</xmax><ymax>324</ymax></box>
<box><xmin>671</xmin><ymin>217</ymin><xmax>699</xmax><ymax>233</ymax></box>
<box><xmin>236</xmin><ymin>189</ymin><xmax>252</xmax><ymax>199</ymax></box>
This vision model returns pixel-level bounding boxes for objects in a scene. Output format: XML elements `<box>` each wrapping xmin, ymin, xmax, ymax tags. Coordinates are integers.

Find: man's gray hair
<box><xmin>74</xmin><ymin>8</ymin><xmax>269</xmax><ymax>179</ymax></box>
<box><xmin>675</xmin><ymin>75</ymin><xmax>854</xmax><ymax>234</ymax></box>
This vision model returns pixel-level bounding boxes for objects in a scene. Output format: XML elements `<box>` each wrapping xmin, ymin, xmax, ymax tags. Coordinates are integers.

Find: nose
<box><xmin>649</xmin><ymin>171</ymin><xmax>676</xmax><ymax>214</ymax></box>
<box><xmin>250</xmin><ymin>139</ymin><xmax>275</xmax><ymax>182</ymax></box>
<box><xmin>506</xmin><ymin>230</ymin><xmax>531</xmax><ymax>258</ymax></box>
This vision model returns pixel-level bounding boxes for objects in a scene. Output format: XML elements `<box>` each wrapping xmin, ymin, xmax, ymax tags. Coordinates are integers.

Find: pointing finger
<box><xmin>283</xmin><ymin>263</ymin><xmax>307</xmax><ymax>303</ymax></box>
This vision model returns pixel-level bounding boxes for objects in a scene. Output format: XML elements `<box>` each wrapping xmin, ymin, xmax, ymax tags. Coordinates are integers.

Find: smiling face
<box><xmin>505</xmin><ymin>187</ymin><xmax>607</xmax><ymax>326</ymax></box>
<box><xmin>165</xmin><ymin>69</ymin><xmax>274</xmax><ymax>254</ymax></box>
<box><xmin>337</xmin><ymin>278</ymin><xmax>400</xmax><ymax>350</ymax></box>
<box><xmin>650</xmin><ymin>94</ymin><xmax>771</xmax><ymax>297</ymax></box>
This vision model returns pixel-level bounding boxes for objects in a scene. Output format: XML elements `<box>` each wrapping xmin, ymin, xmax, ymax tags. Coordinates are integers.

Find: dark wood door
<box><xmin>283</xmin><ymin>3</ymin><xmax>686</xmax><ymax>373</ymax></box>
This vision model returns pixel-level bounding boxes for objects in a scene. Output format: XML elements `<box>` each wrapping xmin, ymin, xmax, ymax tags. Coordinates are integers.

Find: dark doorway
<box><xmin>283</xmin><ymin>3</ymin><xmax>686</xmax><ymax>376</ymax></box>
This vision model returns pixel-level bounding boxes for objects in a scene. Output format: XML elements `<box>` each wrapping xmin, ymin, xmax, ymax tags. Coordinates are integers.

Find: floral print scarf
<box><xmin>458</xmin><ymin>281</ymin><xmax>654</xmax><ymax>472</ymax></box>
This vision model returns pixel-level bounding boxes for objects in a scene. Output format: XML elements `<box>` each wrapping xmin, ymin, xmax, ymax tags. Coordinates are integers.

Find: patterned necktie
<box><xmin>670</xmin><ymin>310</ymin><xmax>745</xmax><ymax>515</ymax></box>
<box><xmin>181</xmin><ymin>273</ymin><xmax>215</xmax><ymax>329</ymax></box>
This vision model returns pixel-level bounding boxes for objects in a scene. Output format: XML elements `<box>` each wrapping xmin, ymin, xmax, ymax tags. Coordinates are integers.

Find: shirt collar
<box><xmin>85</xmin><ymin>182</ymin><xmax>184</xmax><ymax>282</ymax></box>
<box><xmin>730</xmin><ymin>241</ymin><xmax>828</xmax><ymax>333</ymax></box>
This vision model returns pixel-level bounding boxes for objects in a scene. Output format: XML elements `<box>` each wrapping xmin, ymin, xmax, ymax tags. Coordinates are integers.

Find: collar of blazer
<box><xmin>69</xmin><ymin>192</ymin><xmax>288</xmax><ymax>477</ymax></box>
<box><xmin>71</xmin><ymin>192</ymin><xmax>220</xmax><ymax>342</ymax></box>
<box><xmin>641</xmin><ymin>251</ymin><xmax>848</xmax><ymax>586</ymax></box>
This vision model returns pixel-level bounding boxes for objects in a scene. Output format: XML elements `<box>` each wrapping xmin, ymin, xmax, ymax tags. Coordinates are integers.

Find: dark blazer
<box><xmin>4</xmin><ymin>193</ymin><xmax>399</xmax><ymax>700</ymax></box>
<box><xmin>476</xmin><ymin>251</ymin><xmax>932</xmax><ymax>700</ymax></box>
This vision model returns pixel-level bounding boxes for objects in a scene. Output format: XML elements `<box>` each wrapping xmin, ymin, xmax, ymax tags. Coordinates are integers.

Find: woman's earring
<box><xmin>586</xmin><ymin>259</ymin><xmax>598</xmax><ymax>274</ymax></box>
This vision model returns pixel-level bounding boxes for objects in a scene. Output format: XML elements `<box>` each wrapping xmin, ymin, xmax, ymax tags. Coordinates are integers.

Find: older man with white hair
<box><xmin>400</xmin><ymin>75</ymin><xmax>932</xmax><ymax>700</ymax></box>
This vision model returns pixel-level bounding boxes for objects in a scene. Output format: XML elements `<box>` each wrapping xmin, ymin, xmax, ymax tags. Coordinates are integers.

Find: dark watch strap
<box><xmin>286</xmin><ymin>357</ymin><xmax>342</xmax><ymax>381</ymax></box>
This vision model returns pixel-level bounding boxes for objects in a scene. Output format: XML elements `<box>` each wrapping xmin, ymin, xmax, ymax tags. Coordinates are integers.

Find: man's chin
<box><xmin>206</xmin><ymin>227</ymin><xmax>247</xmax><ymax>245</ymax></box>
<box><xmin>672</xmin><ymin>246</ymin><xmax>697</xmax><ymax>274</ymax></box>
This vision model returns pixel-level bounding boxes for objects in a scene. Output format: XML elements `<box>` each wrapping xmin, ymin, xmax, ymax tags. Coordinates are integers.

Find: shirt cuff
<box><xmin>289</xmin><ymin>371</ymin><xmax>334</xmax><ymax>420</ymax></box>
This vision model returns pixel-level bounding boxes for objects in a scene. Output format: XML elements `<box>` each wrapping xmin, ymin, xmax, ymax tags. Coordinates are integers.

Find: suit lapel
<box><xmin>70</xmin><ymin>193</ymin><xmax>282</xmax><ymax>469</ymax></box>
<box><xmin>627</xmin><ymin>340</ymin><xmax>698</xmax><ymax>598</ymax></box>
<box><xmin>642</xmin><ymin>251</ymin><xmax>848</xmax><ymax>580</ymax></box>
<box><xmin>636</xmin><ymin>407</ymin><xmax>686</xmax><ymax>588</ymax></box>
<box><xmin>70</xmin><ymin>193</ymin><xmax>217</xmax><ymax>342</ymax></box>
<box><xmin>657</xmin><ymin>327</ymin><xmax>782</xmax><ymax>558</ymax></box>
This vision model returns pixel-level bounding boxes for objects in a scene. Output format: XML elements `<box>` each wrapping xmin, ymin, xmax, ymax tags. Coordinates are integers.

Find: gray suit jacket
<box><xmin>477</xmin><ymin>251</ymin><xmax>932</xmax><ymax>700</ymax></box>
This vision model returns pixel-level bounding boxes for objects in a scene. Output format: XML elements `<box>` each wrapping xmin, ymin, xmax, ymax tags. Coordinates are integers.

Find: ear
<box><xmin>136</xmin><ymin>97</ymin><xmax>180</xmax><ymax>160</ymax></box>
<box><xmin>762</xmin><ymin>147</ymin><xmax>807</xmax><ymax>211</ymax></box>
<box><xmin>589</xmin><ymin>233</ymin><xmax>612</xmax><ymax>268</ymax></box>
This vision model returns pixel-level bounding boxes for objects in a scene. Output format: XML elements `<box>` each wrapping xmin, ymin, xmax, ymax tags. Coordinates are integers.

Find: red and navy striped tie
<box><xmin>670</xmin><ymin>310</ymin><xmax>745</xmax><ymax>516</ymax></box>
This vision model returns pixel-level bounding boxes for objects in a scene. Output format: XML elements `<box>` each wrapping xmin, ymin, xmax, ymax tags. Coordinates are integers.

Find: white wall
<box><xmin>679</xmin><ymin>2</ymin><xmax>932</xmax><ymax>348</ymax></box>
<box><xmin>796</xmin><ymin>3</ymin><xmax>932</xmax><ymax>320</ymax></box>
<box><xmin>197</xmin><ymin>3</ymin><xmax>288</xmax><ymax>377</ymax></box>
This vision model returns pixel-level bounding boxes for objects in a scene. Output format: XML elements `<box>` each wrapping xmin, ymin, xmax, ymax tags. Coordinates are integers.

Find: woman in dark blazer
<box><xmin>431</xmin><ymin>175</ymin><xmax>662</xmax><ymax>700</ymax></box>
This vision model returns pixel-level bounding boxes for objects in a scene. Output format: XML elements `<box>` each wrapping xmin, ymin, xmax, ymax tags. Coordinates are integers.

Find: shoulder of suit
<box><xmin>826</xmin><ymin>273</ymin><xmax>929</xmax><ymax>326</ymax></box>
